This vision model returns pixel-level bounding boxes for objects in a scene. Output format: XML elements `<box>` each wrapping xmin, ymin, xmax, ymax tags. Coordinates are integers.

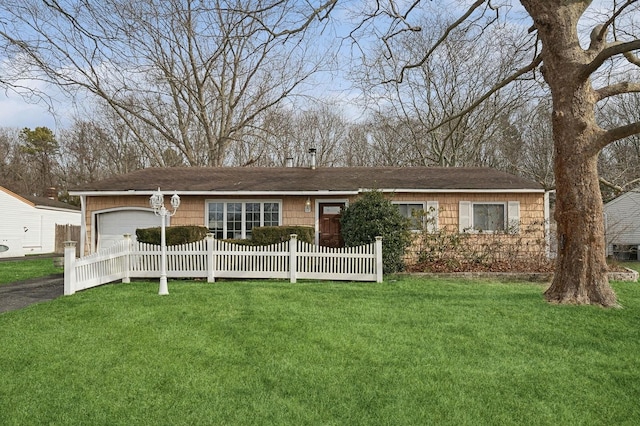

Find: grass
<box><xmin>0</xmin><ymin>257</ymin><xmax>63</xmax><ymax>284</ymax></box>
<box><xmin>1</xmin><ymin>276</ymin><xmax>639</xmax><ymax>425</ymax></box>
<box><xmin>621</xmin><ymin>261</ymin><xmax>640</xmax><ymax>273</ymax></box>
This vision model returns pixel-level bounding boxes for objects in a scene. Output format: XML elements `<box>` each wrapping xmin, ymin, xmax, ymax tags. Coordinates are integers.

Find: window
<box><xmin>459</xmin><ymin>201</ymin><xmax>520</xmax><ymax>233</ymax></box>
<box><xmin>394</xmin><ymin>201</ymin><xmax>438</xmax><ymax>231</ymax></box>
<box><xmin>473</xmin><ymin>203</ymin><xmax>505</xmax><ymax>231</ymax></box>
<box><xmin>206</xmin><ymin>200</ymin><xmax>281</xmax><ymax>239</ymax></box>
<box><xmin>395</xmin><ymin>203</ymin><xmax>425</xmax><ymax>230</ymax></box>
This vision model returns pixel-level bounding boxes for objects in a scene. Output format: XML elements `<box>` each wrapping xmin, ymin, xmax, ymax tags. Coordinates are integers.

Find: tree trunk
<box><xmin>521</xmin><ymin>0</ymin><xmax>619</xmax><ymax>306</ymax></box>
<box><xmin>545</xmin><ymin>119</ymin><xmax>617</xmax><ymax>306</ymax></box>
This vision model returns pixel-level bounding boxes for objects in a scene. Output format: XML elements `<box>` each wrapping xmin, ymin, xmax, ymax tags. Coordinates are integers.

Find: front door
<box><xmin>319</xmin><ymin>203</ymin><xmax>345</xmax><ymax>247</ymax></box>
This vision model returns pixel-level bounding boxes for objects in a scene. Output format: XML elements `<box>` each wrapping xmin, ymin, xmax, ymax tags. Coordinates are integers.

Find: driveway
<box><xmin>0</xmin><ymin>274</ymin><xmax>64</xmax><ymax>314</ymax></box>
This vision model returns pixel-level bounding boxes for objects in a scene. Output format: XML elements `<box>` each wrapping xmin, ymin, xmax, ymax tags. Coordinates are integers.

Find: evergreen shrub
<box><xmin>340</xmin><ymin>191</ymin><xmax>411</xmax><ymax>273</ymax></box>
<box><xmin>251</xmin><ymin>226</ymin><xmax>315</xmax><ymax>245</ymax></box>
<box><xmin>136</xmin><ymin>226</ymin><xmax>209</xmax><ymax>246</ymax></box>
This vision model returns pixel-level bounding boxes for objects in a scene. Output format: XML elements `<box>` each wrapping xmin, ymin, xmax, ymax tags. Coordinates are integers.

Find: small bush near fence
<box><xmin>136</xmin><ymin>226</ymin><xmax>209</xmax><ymax>246</ymax></box>
<box><xmin>251</xmin><ymin>226</ymin><xmax>315</xmax><ymax>245</ymax></box>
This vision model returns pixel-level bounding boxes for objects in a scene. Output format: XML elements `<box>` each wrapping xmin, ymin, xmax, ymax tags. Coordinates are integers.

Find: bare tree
<box><xmin>353</xmin><ymin>1</ymin><xmax>640</xmax><ymax>306</ymax></box>
<box><xmin>598</xmin><ymin>90</ymin><xmax>640</xmax><ymax>200</ymax></box>
<box><xmin>0</xmin><ymin>0</ymin><xmax>338</xmax><ymax>166</ymax></box>
<box><xmin>353</xmin><ymin>3</ymin><xmax>539</xmax><ymax>168</ymax></box>
<box><xmin>495</xmin><ymin>98</ymin><xmax>556</xmax><ymax>190</ymax></box>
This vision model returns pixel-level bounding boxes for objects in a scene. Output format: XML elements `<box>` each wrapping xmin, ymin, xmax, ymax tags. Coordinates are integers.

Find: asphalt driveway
<box><xmin>0</xmin><ymin>274</ymin><xmax>64</xmax><ymax>314</ymax></box>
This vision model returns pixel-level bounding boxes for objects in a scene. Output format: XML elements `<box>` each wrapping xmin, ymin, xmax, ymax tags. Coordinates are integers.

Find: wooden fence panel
<box><xmin>55</xmin><ymin>224</ymin><xmax>80</xmax><ymax>256</ymax></box>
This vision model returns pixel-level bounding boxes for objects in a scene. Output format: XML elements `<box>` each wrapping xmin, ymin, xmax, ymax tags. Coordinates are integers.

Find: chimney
<box><xmin>285</xmin><ymin>157</ymin><xmax>294</xmax><ymax>168</ymax></box>
<box><xmin>46</xmin><ymin>187</ymin><xmax>58</xmax><ymax>200</ymax></box>
<box><xmin>309</xmin><ymin>148</ymin><xmax>316</xmax><ymax>170</ymax></box>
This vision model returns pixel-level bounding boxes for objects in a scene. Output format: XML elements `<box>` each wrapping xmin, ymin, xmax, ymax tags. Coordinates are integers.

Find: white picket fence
<box><xmin>64</xmin><ymin>234</ymin><xmax>383</xmax><ymax>295</ymax></box>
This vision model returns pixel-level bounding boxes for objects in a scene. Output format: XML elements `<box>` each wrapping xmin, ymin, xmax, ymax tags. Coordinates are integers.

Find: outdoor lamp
<box><xmin>305</xmin><ymin>197</ymin><xmax>311</xmax><ymax>213</ymax></box>
<box><xmin>171</xmin><ymin>192</ymin><xmax>181</xmax><ymax>210</ymax></box>
<box><xmin>150</xmin><ymin>190</ymin><xmax>164</xmax><ymax>210</ymax></box>
<box><xmin>149</xmin><ymin>188</ymin><xmax>180</xmax><ymax>295</ymax></box>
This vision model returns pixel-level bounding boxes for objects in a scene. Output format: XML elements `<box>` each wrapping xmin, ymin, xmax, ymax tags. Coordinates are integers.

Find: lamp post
<box><xmin>149</xmin><ymin>188</ymin><xmax>180</xmax><ymax>295</ymax></box>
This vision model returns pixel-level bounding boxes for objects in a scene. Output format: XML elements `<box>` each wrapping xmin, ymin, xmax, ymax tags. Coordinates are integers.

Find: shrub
<box><xmin>251</xmin><ymin>226</ymin><xmax>315</xmax><ymax>245</ymax></box>
<box><xmin>340</xmin><ymin>191</ymin><xmax>411</xmax><ymax>273</ymax></box>
<box><xmin>409</xmin><ymin>211</ymin><xmax>552</xmax><ymax>272</ymax></box>
<box><xmin>136</xmin><ymin>226</ymin><xmax>209</xmax><ymax>246</ymax></box>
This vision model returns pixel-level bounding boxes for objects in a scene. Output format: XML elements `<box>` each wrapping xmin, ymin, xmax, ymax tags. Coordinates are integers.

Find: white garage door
<box><xmin>97</xmin><ymin>210</ymin><xmax>160</xmax><ymax>250</ymax></box>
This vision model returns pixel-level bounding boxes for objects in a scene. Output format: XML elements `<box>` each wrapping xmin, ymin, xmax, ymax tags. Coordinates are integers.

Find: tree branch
<box><xmin>423</xmin><ymin>54</ymin><xmax>542</xmax><ymax>135</ymax></box>
<box><xmin>597</xmin><ymin>121</ymin><xmax>640</xmax><ymax>151</ymax></box>
<box><xmin>384</xmin><ymin>0</ymin><xmax>488</xmax><ymax>84</ymax></box>
<box><xmin>596</xmin><ymin>81</ymin><xmax>640</xmax><ymax>101</ymax></box>
<box><xmin>582</xmin><ymin>39</ymin><xmax>640</xmax><ymax>78</ymax></box>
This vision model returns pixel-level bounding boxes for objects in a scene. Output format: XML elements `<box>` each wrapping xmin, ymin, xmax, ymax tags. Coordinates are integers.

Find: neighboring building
<box><xmin>604</xmin><ymin>187</ymin><xmax>640</xmax><ymax>260</ymax></box>
<box><xmin>69</xmin><ymin>166</ymin><xmax>547</xmax><ymax>257</ymax></box>
<box><xmin>0</xmin><ymin>186</ymin><xmax>81</xmax><ymax>257</ymax></box>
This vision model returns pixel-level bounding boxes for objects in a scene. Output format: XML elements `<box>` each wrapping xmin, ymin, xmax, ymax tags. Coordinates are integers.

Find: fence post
<box><xmin>375</xmin><ymin>236</ymin><xmax>383</xmax><ymax>283</ymax></box>
<box><xmin>206</xmin><ymin>233</ymin><xmax>215</xmax><ymax>283</ymax></box>
<box><xmin>64</xmin><ymin>241</ymin><xmax>77</xmax><ymax>295</ymax></box>
<box><xmin>289</xmin><ymin>234</ymin><xmax>298</xmax><ymax>283</ymax></box>
<box><xmin>122</xmin><ymin>234</ymin><xmax>131</xmax><ymax>284</ymax></box>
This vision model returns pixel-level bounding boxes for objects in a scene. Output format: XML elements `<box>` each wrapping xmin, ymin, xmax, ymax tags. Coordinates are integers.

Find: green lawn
<box><xmin>0</xmin><ymin>257</ymin><xmax>63</xmax><ymax>284</ymax></box>
<box><xmin>1</xmin><ymin>277</ymin><xmax>639</xmax><ymax>425</ymax></box>
<box><xmin>622</xmin><ymin>261</ymin><xmax>640</xmax><ymax>273</ymax></box>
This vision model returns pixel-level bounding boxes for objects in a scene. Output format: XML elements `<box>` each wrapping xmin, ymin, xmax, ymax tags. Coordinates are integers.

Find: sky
<box><xmin>0</xmin><ymin>92</ymin><xmax>60</xmax><ymax>130</ymax></box>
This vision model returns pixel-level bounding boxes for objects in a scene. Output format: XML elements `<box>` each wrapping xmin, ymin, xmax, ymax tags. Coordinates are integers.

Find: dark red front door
<box><xmin>319</xmin><ymin>203</ymin><xmax>345</xmax><ymax>247</ymax></box>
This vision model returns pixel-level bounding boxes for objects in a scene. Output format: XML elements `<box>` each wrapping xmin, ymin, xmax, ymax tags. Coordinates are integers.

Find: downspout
<box><xmin>79</xmin><ymin>195</ymin><xmax>87</xmax><ymax>257</ymax></box>
<box><xmin>544</xmin><ymin>190</ymin><xmax>555</xmax><ymax>259</ymax></box>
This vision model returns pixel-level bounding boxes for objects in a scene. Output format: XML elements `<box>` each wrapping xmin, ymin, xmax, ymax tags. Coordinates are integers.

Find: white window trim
<box><xmin>205</xmin><ymin>199</ymin><xmax>282</xmax><ymax>239</ymax></box>
<box><xmin>459</xmin><ymin>201</ymin><xmax>520</xmax><ymax>234</ymax></box>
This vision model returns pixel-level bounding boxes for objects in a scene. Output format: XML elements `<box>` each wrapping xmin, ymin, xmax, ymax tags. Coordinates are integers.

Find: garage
<box><xmin>96</xmin><ymin>209</ymin><xmax>160</xmax><ymax>250</ymax></box>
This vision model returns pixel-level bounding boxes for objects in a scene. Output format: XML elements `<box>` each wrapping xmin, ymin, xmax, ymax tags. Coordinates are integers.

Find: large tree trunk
<box><xmin>522</xmin><ymin>0</ymin><xmax>618</xmax><ymax>306</ymax></box>
<box><xmin>545</xmin><ymin>113</ymin><xmax>617</xmax><ymax>306</ymax></box>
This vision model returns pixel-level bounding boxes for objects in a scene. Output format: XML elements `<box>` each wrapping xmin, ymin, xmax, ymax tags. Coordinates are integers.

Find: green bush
<box><xmin>136</xmin><ymin>226</ymin><xmax>209</xmax><ymax>246</ymax></box>
<box><xmin>340</xmin><ymin>191</ymin><xmax>411</xmax><ymax>273</ymax></box>
<box><xmin>251</xmin><ymin>226</ymin><xmax>315</xmax><ymax>245</ymax></box>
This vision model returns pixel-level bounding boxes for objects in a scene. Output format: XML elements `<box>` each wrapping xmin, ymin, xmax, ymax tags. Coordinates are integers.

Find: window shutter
<box><xmin>426</xmin><ymin>201</ymin><xmax>439</xmax><ymax>232</ymax></box>
<box><xmin>459</xmin><ymin>201</ymin><xmax>471</xmax><ymax>232</ymax></box>
<box><xmin>507</xmin><ymin>201</ymin><xmax>520</xmax><ymax>233</ymax></box>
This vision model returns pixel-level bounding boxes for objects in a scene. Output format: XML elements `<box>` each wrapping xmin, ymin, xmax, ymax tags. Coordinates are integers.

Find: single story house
<box><xmin>0</xmin><ymin>186</ymin><xmax>81</xmax><ymax>257</ymax></box>
<box><xmin>69</xmin><ymin>165</ymin><xmax>547</xmax><ymax>257</ymax></box>
<box><xmin>604</xmin><ymin>187</ymin><xmax>640</xmax><ymax>260</ymax></box>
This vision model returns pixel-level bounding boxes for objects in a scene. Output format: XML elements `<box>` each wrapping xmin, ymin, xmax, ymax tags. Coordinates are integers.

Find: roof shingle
<box><xmin>71</xmin><ymin>167</ymin><xmax>543</xmax><ymax>193</ymax></box>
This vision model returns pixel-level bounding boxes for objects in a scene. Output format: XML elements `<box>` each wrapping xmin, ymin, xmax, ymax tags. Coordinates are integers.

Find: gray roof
<box><xmin>70</xmin><ymin>167</ymin><xmax>544</xmax><ymax>194</ymax></box>
<box><xmin>0</xmin><ymin>185</ymin><xmax>80</xmax><ymax>211</ymax></box>
<box><xmin>21</xmin><ymin>195</ymin><xmax>81</xmax><ymax>211</ymax></box>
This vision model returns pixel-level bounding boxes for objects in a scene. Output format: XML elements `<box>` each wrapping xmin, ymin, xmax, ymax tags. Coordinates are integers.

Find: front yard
<box><xmin>1</xmin><ymin>276</ymin><xmax>639</xmax><ymax>425</ymax></box>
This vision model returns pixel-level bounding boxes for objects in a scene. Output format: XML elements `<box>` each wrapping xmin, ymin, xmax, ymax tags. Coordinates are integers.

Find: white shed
<box><xmin>0</xmin><ymin>186</ymin><xmax>81</xmax><ymax>258</ymax></box>
<box><xmin>604</xmin><ymin>187</ymin><xmax>640</xmax><ymax>260</ymax></box>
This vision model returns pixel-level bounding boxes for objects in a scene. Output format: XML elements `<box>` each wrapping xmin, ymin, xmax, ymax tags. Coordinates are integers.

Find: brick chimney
<box><xmin>46</xmin><ymin>187</ymin><xmax>58</xmax><ymax>200</ymax></box>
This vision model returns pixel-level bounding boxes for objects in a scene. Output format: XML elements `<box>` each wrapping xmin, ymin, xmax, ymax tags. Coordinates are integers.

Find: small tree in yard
<box><xmin>340</xmin><ymin>191</ymin><xmax>411</xmax><ymax>273</ymax></box>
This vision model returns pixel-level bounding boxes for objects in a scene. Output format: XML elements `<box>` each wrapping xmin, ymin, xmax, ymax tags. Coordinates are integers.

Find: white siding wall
<box><xmin>0</xmin><ymin>190</ymin><xmax>80</xmax><ymax>257</ymax></box>
<box><xmin>604</xmin><ymin>189</ymin><xmax>640</xmax><ymax>255</ymax></box>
